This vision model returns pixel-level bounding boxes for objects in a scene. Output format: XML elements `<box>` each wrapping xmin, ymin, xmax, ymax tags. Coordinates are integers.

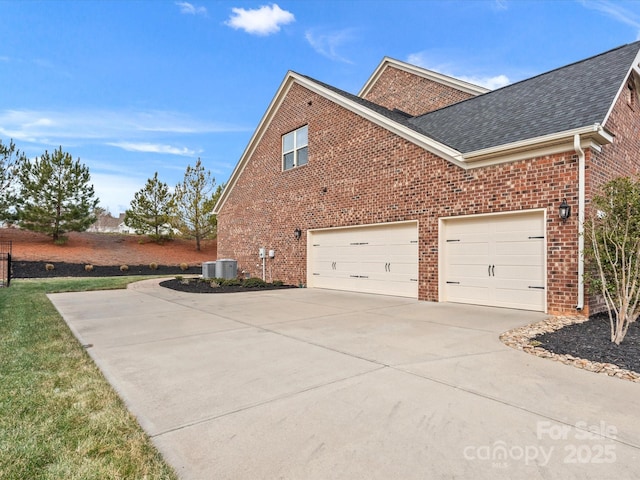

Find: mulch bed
<box><xmin>159</xmin><ymin>278</ymin><xmax>296</xmax><ymax>294</ymax></box>
<box><xmin>11</xmin><ymin>261</ymin><xmax>199</xmax><ymax>278</ymax></box>
<box><xmin>534</xmin><ymin>313</ymin><xmax>640</xmax><ymax>374</ymax></box>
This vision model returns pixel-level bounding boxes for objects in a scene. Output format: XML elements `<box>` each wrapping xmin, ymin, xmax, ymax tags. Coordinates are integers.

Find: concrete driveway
<box><xmin>49</xmin><ymin>279</ymin><xmax>640</xmax><ymax>479</ymax></box>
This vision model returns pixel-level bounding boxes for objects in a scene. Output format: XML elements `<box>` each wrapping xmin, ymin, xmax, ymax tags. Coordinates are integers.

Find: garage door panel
<box><xmin>446</xmin><ymin>284</ymin><xmax>491</xmax><ymax>305</ymax></box>
<box><xmin>447</xmin><ymin>242</ymin><xmax>489</xmax><ymax>256</ymax></box>
<box><xmin>442</xmin><ymin>212</ymin><xmax>546</xmax><ymax>312</ymax></box>
<box><xmin>308</xmin><ymin>222</ymin><xmax>418</xmax><ymax>298</ymax></box>
<box><xmin>495</xmin><ymin>255</ymin><xmax>544</xmax><ymax>267</ymax></box>
<box><xmin>495</xmin><ymin>265</ymin><xmax>544</xmax><ymax>283</ymax></box>
<box><xmin>447</xmin><ymin>264</ymin><xmax>491</xmax><ymax>279</ymax></box>
<box><xmin>494</xmin><ymin>288</ymin><xmax>545</xmax><ymax>310</ymax></box>
<box><xmin>495</xmin><ymin>241</ymin><xmax>543</xmax><ymax>256</ymax></box>
<box><xmin>448</xmin><ymin>253</ymin><xmax>492</xmax><ymax>266</ymax></box>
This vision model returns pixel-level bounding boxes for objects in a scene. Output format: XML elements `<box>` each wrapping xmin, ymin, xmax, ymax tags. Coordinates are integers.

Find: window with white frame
<box><xmin>282</xmin><ymin>125</ymin><xmax>308</xmax><ymax>170</ymax></box>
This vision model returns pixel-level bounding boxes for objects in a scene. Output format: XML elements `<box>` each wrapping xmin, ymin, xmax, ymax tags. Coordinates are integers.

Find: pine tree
<box><xmin>17</xmin><ymin>146</ymin><xmax>98</xmax><ymax>242</ymax></box>
<box><xmin>124</xmin><ymin>172</ymin><xmax>175</xmax><ymax>242</ymax></box>
<box><xmin>0</xmin><ymin>138</ymin><xmax>26</xmax><ymax>222</ymax></box>
<box><xmin>174</xmin><ymin>159</ymin><xmax>223</xmax><ymax>251</ymax></box>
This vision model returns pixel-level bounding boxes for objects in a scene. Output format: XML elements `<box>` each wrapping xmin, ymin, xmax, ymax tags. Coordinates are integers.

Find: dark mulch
<box><xmin>11</xmin><ymin>261</ymin><xmax>199</xmax><ymax>278</ymax></box>
<box><xmin>535</xmin><ymin>313</ymin><xmax>640</xmax><ymax>374</ymax></box>
<box><xmin>159</xmin><ymin>278</ymin><xmax>296</xmax><ymax>294</ymax></box>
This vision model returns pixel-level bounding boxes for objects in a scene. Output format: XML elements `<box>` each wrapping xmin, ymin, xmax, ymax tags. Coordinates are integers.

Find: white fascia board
<box><xmin>288</xmin><ymin>73</ymin><xmax>466</xmax><ymax>167</ymax></box>
<box><xmin>215</xmin><ymin>71</ymin><xmax>467</xmax><ymax>213</ymax></box>
<box><xmin>358</xmin><ymin>57</ymin><xmax>490</xmax><ymax>98</ymax></box>
<box><xmin>460</xmin><ymin>124</ymin><xmax>614</xmax><ymax>168</ymax></box>
<box><xmin>213</xmin><ymin>73</ymin><xmax>295</xmax><ymax>214</ymax></box>
<box><xmin>602</xmin><ymin>47</ymin><xmax>640</xmax><ymax>126</ymax></box>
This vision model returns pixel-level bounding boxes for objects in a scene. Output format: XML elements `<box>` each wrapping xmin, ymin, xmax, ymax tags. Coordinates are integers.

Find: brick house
<box><xmin>214</xmin><ymin>42</ymin><xmax>640</xmax><ymax>315</ymax></box>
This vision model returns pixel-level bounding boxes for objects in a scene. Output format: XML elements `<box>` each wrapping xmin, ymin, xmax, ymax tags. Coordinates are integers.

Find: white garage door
<box><xmin>308</xmin><ymin>222</ymin><xmax>418</xmax><ymax>298</ymax></box>
<box><xmin>441</xmin><ymin>211</ymin><xmax>546</xmax><ymax>312</ymax></box>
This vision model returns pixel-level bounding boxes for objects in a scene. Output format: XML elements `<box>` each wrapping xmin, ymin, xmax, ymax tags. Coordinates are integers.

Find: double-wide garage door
<box><xmin>308</xmin><ymin>222</ymin><xmax>418</xmax><ymax>298</ymax></box>
<box><xmin>441</xmin><ymin>211</ymin><xmax>546</xmax><ymax>312</ymax></box>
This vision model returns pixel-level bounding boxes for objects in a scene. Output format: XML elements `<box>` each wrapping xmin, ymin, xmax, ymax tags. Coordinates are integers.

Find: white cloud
<box><xmin>175</xmin><ymin>1</ymin><xmax>207</xmax><ymax>16</ymax></box>
<box><xmin>493</xmin><ymin>0</ymin><xmax>508</xmax><ymax>11</ymax></box>
<box><xmin>305</xmin><ymin>29</ymin><xmax>354</xmax><ymax>63</ymax></box>
<box><xmin>225</xmin><ymin>4</ymin><xmax>294</xmax><ymax>36</ymax></box>
<box><xmin>406</xmin><ymin>52</ymin><xmax>510</xmax><ymax>90</ymax></box>
<box><xmin>458</xmin><ymin>74</ymin><xmax>510</xmax><ymax>90</ymax></box>
<box><xmin>0</xmin><ymin>109</ymin><xmax>247</xmax><ymax>144</ymax></box>
<box><xmin>580</xmin><ymin>0</ymin><xmax>640</xmax><ymax>39</ymax></box>
<box><xmin>0</xmin><ymin>56</ymin><xmax>9</xmax><ymax>62</ymax></box>
<box><xmin>108</xmin><ymin>142</ymin><xmax>197</xmax><ymax>156</ymax></box>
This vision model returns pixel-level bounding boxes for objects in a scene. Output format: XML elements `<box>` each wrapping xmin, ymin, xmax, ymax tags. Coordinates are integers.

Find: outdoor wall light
<box><xmin>559</xmin><ymin>199</ymin><xmax>571</xmax><ymax>222</ymax></box>
<box><xmin>294</xmin><ymin>228</ymin><xmax>302</xmax><ymax>240</ymax></box>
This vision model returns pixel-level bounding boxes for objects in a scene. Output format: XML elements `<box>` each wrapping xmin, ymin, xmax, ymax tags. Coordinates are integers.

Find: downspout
<box><xmin>574</xmin><ymin>134</ymin><xmax>585</xmax><ymax>311</ymax></box>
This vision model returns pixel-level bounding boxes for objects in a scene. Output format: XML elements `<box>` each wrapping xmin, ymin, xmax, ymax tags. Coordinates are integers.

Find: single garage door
<box><xmin>308</xmin><ymin>222</ymin><xmax>418</xmax><ymax>298</ymax></box>
<box><xmin>441</xmin><ymin>211</ymin><xmax>546</xmax><ymax>312</ymax></box>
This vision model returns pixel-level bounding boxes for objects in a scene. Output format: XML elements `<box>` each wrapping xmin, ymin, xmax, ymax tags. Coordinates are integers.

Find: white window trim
<box><xmin>282</xmin><ymin>125</ymin><xmax>308</xmax><ymax>170</ymax></box>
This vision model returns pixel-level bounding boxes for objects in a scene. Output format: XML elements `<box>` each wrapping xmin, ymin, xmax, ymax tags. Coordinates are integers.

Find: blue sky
<box><xmin>1</xmin><ymin>0</ymin><xmax>640</xmax><ymax>214</ymax></box>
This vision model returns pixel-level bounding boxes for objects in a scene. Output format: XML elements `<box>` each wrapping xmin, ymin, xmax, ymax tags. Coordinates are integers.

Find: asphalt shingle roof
<box><xmin>407</xmin><ymin>41</ymin><xmax>640</xmax><ymax>153</ymax></box>
<box><xmin>300</xmin><ymin>42</ymin><xmax>640</xmax><ymax>155</ymax></box>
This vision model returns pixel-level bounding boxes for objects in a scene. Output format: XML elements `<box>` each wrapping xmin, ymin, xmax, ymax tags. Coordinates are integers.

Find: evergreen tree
<box><xmin>124</xmin><ymin>172</ymin><xmax>175</xmax><ymax>242</ymax></box>
<box><xmin>0</xmin><ymin>138</ymin><xmax>26</xmax><ymax>222</ymax></box>
<box><xmin>17</xmin><ymin>146</ymin><xmax>98</xmax><ymax>242</ymax></box>
<box><xmin>174</xmin><ymin>159</ymin><xmax>222</xmax><ymax>251</ymax></box>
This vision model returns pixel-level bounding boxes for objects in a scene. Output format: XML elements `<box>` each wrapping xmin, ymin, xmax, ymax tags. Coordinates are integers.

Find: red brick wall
<box><xmin>362</xmin><ymin>65</ymin><xmax>477</xmax><ymax>116</ymax></box>
<box><xmin>586</xmin><ymin>75</ymin><xmax>640</xmax><ymax>313</ymax></box>
<box><xmin>217</xmin><ymin>82</ymin><xmax>586</xmax><ymax>314</ymax></box>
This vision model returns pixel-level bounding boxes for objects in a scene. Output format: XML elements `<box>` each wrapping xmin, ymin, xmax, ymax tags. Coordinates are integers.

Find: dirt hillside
<box><xmin>0</xmin><ymin>227</ymin><xmax>217</xmax><ymax>267</ymax></box>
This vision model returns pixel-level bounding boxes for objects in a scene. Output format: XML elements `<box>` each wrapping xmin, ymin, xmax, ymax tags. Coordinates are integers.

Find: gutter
<box><xmin>574</xmin><ymin>134</ymin><xmax>586</xmax><ymax>311</ymax></box>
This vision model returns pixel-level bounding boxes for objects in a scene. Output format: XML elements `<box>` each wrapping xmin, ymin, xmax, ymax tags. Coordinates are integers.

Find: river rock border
<box><xmin>500</xmin><ymin>315</ymin><xmax>640</xmax><ymax>383</ymax></box>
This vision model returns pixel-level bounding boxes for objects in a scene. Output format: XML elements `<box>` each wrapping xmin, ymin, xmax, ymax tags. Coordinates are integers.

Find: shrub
<box><xmin>586</xmin><ymin>176</ymin><xmax>640</xmax><ymax>344</ymax></box>
<box><xmin>149</xmin><ymin>262</ymin><xmax>158</xmax><ymax>270</ymax></box>
<box><xmin>220</xmin><ymin>278</ymin><xmax>241</xmax><ymax>287</ymax></box>
<box><xmin>272</xmin><ymin>280</ymin><xmax>284</xmax><ymax>287</ymax></box>
<box><xmin>84</xmin><ymin>264</ymin><xmax>94</xmax><ymax>272</ymax></box>
<box><xmin>179</xmin><ymin>262</ymin><xmax>189</xmax><ymax>271</ymax></box>
<box><xmin>120</xmin><ymin>265</ymin><xmax>129</xmax><ymax>272</ymax></box>
<box><xmin>209</xmin><ymin>280</ymin><xmax>220</xmax><ymax>288</ymax></box>
<box><xmin>243</xmin><ymin>277</ymin><xmax>267</xmax><ymax>288</ymax></box>
<box><xmin>45</xmin><ymin>263</ymin><xmax>55</xmax><ymax>271</ymax></box>
<box><xmin>174</xmin><ymin>275</ymin><xmax>183</xmax><ymax>281</ymax></box>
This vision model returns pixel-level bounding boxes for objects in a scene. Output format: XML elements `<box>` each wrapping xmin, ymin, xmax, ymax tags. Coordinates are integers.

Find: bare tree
<box><xmin>585</xmin><ymin>177</ymin><xmax>640</xmax><ymax>344</ymax></box>
<box><xmin>174</xmin><ymin>159</ymin><xmax>222</xmax><ymax>251</ymax></box>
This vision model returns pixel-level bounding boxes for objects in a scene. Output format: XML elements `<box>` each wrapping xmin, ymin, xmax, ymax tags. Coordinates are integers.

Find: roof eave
<box><xmin>460</xmin><ymin>124</ymin><xmax>614</xmax><ymax>167</ymax></box>
<box><xmin>214</xmin><ymin>72</ymin><xmax>297</xmax><ymax>214</ymax></box>
<box><xmin>215</xmin><ymin>72</ymin><xmax>467</xmax><ymax>213</ymax></box>
<box><xmin>602</xmin><ymin>46</ymin><xmax>640</xmax><ymax>126</ymax></box>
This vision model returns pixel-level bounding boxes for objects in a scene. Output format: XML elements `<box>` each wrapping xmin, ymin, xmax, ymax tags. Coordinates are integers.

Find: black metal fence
<box><xmin>0</xmin><ymin>241</ymin><xmax>12</xmax><ymax>287</ymax></box>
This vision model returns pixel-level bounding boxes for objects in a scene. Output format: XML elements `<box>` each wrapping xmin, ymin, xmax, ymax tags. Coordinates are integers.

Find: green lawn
<box><xmin>0</xmin><ymin>278</ymin><xmax>177</xmax><ymax>480</ymax></box>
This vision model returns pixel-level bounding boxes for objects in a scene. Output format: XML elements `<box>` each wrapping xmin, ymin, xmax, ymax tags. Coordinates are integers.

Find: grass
<box><xmin>0</xmin><ymin>277</ymin><xmax>177</xmax><ymax>480</ymax></box>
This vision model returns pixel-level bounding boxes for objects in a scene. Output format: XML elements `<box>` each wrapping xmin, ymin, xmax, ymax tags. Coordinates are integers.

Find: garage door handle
<box><xmin>491</xmin><ymin>265</ymin><xmax>495</xmax><ymax>277</ymax></box>
<box><xmin>528</xmin><ymin>286</ymin><xmax>545</xmax><ymax>289</ymax></box>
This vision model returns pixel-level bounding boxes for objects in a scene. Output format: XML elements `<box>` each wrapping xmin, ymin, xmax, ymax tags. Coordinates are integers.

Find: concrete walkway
<box><xmin>49</xmin><ymin>279</ymin><xmax>640</xmax><ymax>479</ymax></box>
